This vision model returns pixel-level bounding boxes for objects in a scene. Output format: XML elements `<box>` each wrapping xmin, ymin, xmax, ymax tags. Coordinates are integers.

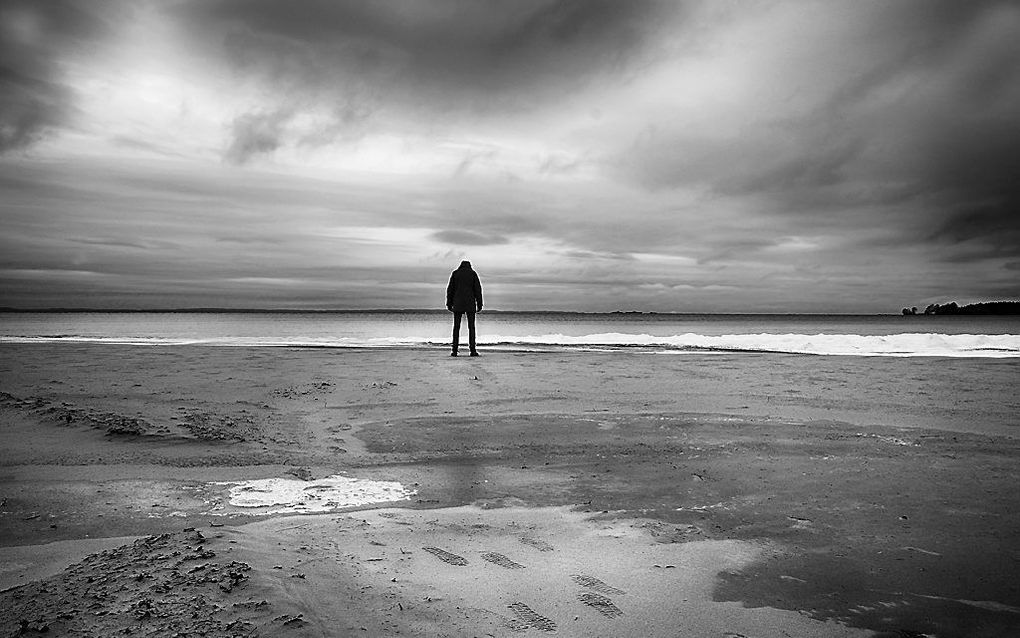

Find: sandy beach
<box><xmin>1</xmin><ymin>344</ymin><xmax>1018</xmax><ymax>637</ymax></box>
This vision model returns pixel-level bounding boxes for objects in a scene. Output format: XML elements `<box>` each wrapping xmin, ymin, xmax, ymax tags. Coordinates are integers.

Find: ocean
<box><xmin>1</xmin><ymin>311</ymin><xmax>1019</xmax><ymax>357</ymax></box>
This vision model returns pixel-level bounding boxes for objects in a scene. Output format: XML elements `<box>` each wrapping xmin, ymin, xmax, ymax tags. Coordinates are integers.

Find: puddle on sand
<box><xmin>212</xmin><ymin>475</ymin><xmax>416</xmax><ymax>514</ymax></box>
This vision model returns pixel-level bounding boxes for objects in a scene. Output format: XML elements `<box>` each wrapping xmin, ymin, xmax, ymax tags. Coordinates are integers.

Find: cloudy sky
<box><xmin>1</xmin><ymin>0</ymin><xmax>1018</xmax><ymax>312</ymax></box>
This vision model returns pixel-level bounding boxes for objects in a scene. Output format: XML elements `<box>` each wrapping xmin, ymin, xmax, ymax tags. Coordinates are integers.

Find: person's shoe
<box><xmin>469</xmin><ymin>351</ymin><xmax>479</xmax><ymax>357</ymax></box>
<box><xmin>450</xmin><ymin>351</ymin><xmax>458</xmax><ymax>357</ymax></box>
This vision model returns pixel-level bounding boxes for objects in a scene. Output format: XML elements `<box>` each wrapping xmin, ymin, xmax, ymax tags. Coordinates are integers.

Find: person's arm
<box><xmin>474</xmin><ymin>272</ymin><xmax>483</xmax><ymax>311</ymax></box>
<box><xmin>446</xmin><ymin>273</ymin><xmax>455</xmax><ymax>310</ymax></box>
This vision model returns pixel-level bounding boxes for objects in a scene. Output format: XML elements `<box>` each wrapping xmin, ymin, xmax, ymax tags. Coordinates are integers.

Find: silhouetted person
<box><xmin>446</xmin><ymin>260</ymin><xmax>483</xmax><ymax>356</ymax></box>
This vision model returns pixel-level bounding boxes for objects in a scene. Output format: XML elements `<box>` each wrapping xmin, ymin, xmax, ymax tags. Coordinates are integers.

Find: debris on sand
<box><xmin>179</xmin><ymin>410</ymin><xmax>254</xmax><ymax>441</ymax></box>
<box><xmin>1</xmin><ymin>390</ymin><xmax>151</xmax><ymax>436</ymax></box>
<box><xmin>0</xmin><ymin>530</ymin><xmax>273</xmax><ymax>637</ymax></box>
<box><xmin>0</xmin><ymin>391</ymin><xmax>258</xmax><ymax>440</ymax></box>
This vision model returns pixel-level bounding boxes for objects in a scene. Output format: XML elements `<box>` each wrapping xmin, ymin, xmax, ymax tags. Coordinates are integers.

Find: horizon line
<box><xmin>0</xmin><ymin>306</ymin><xmax>972</xmax><ymax>316</ymax></box>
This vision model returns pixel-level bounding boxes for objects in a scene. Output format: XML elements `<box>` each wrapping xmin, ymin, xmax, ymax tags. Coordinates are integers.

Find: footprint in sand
<box><xmin>466</xmin><ymin>607</ymin><xmax>529</xmax><ymax>633</ymax></box>
<box><xmin>519</xmin><ymin>536</ymin><xmax>554</xmax><ymax>552</ymax></box>
<box><xmin>508</xmin><ymin>602</ymin><xmax>557</xmax><ymax>632</ymax></box>
<box><xmin>480</xmin><ymin>551</ymin><xmax>526</xmax><ymax>569</ymax></box>
<box><xmin>571</xmin><ymin>574</ymin><xmax>625</xmax><ymax>596</ymax></box>
<box><xmin>578</xmin><ymin>591</ymin><xmax>623</xmax><ymax>618</ymax></box>
<box><xmin>421</xmin><ymin>546</ymin><xmax>469</xmax><ymax>566</ymax></box>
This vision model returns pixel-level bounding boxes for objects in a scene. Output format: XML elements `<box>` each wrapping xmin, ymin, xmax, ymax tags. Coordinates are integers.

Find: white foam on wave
<box><xmin>3</xmin><ymin>331</ymin><xmax>1018</xmax><ymax>357</ymax></box>
<box><xmin>481</xmin><ymin>332</ymin><xmax>1020</xmax><ymax>357</ymax></box>
<box><xmin>214</xmin><ymin>475</ymin><xmax>416</xmax><ymax>514</ymax></box>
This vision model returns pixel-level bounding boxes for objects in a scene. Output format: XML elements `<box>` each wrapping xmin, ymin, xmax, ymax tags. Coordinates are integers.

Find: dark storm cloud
<box><xmin>175</xmin><ymin>0</ymin><xmax>668</xmax><ymax>124</ymax></box>
<box><xmin>0</xmin><ymin>66</ymin><xmax>73</xmax><ymax>151</ymax></box>
<box><xmin>0</xmin><ymin>0</ymin><xmax>125</xmax><ymax>151</ymax></box>
<box><xmin>224</xmin><ymin>110</ymin><xmax>291</xmax><ymax>164</ymax></box>
<box><xmin>868</xmin><ymin>1</ymin><xmax>1020</xmax><ymax>263</ymax></box>
<box><xmin>912</xmin><ymin>115</ymin><xmax>1020</xmax><ymax>260</ymax></box>
<box><xmin>613</xmin><ymin>0</ymin><xmax>1020</xmax><ymax>266</ymax></box>
<box><xmin>928</xmin><ymin>206</ymin><xmax>1020</xmax><ymax>258</ymax></box>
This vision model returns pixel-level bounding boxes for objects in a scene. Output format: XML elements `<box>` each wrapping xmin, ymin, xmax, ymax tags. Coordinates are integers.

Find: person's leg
<box><xmin>467</xmin><ymin>311</ymin><xmax>477</xmax><ymax>354</ymax></box>
<box><xmin>451</xmin><ymin>311</ymin><xmax>463</xmax><ymax>355</ymax></box>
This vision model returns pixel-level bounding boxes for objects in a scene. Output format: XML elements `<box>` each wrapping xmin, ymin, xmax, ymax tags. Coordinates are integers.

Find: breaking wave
<box><xmin>3</xmin><ymin>332</ymin><xmax>1019</xmax><ymax>357</ymax></box>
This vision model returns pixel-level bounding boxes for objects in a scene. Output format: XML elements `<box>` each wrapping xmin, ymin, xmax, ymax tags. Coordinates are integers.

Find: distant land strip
<box><xmin>900</xmin><ymin>301</ymin><xmax>1020</xmax><ymax>315</ymax></box>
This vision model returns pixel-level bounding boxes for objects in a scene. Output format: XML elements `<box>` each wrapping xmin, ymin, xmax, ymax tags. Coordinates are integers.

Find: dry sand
<box><xmin>1</xmin><ymin>344</ymin><xmax>1019</xmax><ymax>637</ymax></box>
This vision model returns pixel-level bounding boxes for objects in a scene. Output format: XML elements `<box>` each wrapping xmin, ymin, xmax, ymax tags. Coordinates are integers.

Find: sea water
<box><xmin>1</xmin><ymin>311</ymin><xmax>1019</xmax><ymax>357</ymax></box>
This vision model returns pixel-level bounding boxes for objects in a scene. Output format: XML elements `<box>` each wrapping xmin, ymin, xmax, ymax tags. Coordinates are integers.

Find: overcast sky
<box><xmin>1</xmin><ymin>0</ymin><xmax>1018</xmax><ymax>312</ymax></box>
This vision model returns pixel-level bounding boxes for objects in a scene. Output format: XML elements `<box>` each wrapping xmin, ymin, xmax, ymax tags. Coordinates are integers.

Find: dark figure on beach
<box><xmin>446</xmin><ymin>260</ymin><xmax>483</xmax><ymax>356</ymax></box>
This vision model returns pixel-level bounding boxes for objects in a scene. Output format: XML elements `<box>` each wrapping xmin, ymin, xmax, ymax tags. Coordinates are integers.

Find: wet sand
<box><xmin>1</xmin><ymin>344</ymin><xmax>1018</xmax><ymax>636</ymax></box>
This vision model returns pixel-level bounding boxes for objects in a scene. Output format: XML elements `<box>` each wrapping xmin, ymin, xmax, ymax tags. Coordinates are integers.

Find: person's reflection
<box><xmin>447</xmin><ymin>457</ymin><xmax>485</xmax><ymax>506</ymax></box>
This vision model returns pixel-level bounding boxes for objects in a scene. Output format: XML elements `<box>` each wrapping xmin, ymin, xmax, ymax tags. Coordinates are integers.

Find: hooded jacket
<box><xmin>446</xmin><ymin>261</ymin><xmax>483</xmax><ymax>312</ymax></box>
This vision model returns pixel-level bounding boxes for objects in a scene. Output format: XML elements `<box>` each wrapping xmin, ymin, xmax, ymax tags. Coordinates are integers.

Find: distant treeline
<box><xmin>901</xmin><ymin>301</ymin><xmax>1020</xmax><ymax>315</ymax></box>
